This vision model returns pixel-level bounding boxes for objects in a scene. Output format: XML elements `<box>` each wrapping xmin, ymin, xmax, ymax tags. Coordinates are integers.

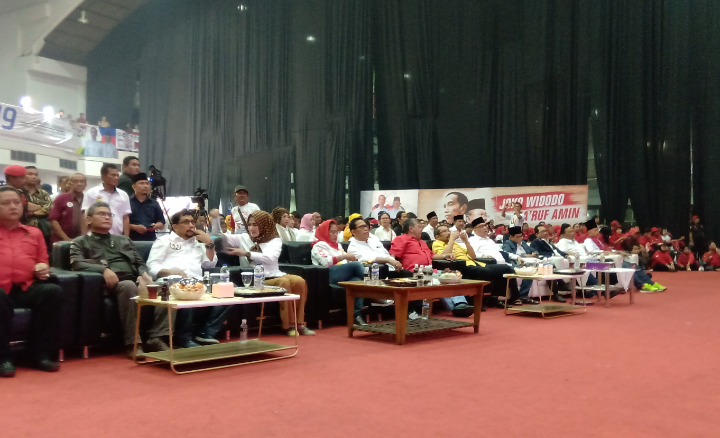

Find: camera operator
<box><xmin>128</xmin><ymin>173</ymin><xmax>165</xmax><ymax>241</ymax></box>
<box><xmin>229</xmin><ymin>185</ymin><xmax>259</xmax><ymax>234</ymax></box>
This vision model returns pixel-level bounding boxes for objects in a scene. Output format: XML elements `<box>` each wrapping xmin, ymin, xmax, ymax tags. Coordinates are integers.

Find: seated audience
<box><xmin>295</xmin><ymin>213</ymin><xmax>316</xmax><ymax>242</ymax></box>
<box><xmin>224</xmin><ymin>211</ymin><xmax>314</xmax><ymax>336</ymax></box>
<box><xmin>290</xmin><ymin>211</ymin><xmax>301</xmax><ymax>229</ymax></box>
<box><xmin>272</xmin><ymin>207</ymin><xmax>296</xmax><ymax>241</ymax></box>
<box><xmin>702</xmin><ymin>242</ymin><xmax>720</xmax><ymax>271</ymax></box>
<box><xmin>608</xmin><ymin>221</ymin><xmax>627</xmax><ymax>250</ymax></box>
<box><xmin>530</xmin><ymin>224</ymin><xmax>568</xmax><ymax>259</ymax></box>
<box><xmin>651</xmin><ymin>243</ymin><xmax>677</xmax><ymax>271</ymax></box>
<box><xmin>423</xmin><ymin>211</ymin><xmax>439</xmax><ymax>241</ymax></box>
<box><xmin>676</xmin><ymin>246</ymin><xmax>699</xmax><ymax>271</ymax></box>
<box><xmin>448</xmin><ymin>214</ymin><xmax>465</xmax><ymax>234</ymax></box>
<box><xmin>311</xmin><ymin>219</ymin><xmax>366</xmax><ymax>326</ymax></box>
<box><xmin>390</xmin><ymin>218</ymin><xmax>455</xmax><ymax>271</ymax></box>
<box><xmin>71</xmin><ymin>202</ymin><xmax>169</xmax><ymax>359</ymax></box>
<box><xmin>312</xmin><ymin>212</ymin><xmax>322</xmax><ymax>230</ymax></box>
<box><xmin>374</xmin><ymin>211</ymin><xmax>396</xmax><ymax>241</ymax></box>
<box><xmin>583</xmin><ymin>220</ymin><xmax>615</xmax><ymax>254</ymax></box>
<box><xmin>347</xmin><ymin>217</ymin><xmax>404</xmax><ymax>271</ymax></box>
<box><xmin>341</xmin><ymin>213</ymin><xmax>361</xmax><ymax>242</ymax></box>
<box><xmin>392</xmin><ymin>211</ymin><xmax>408</xmax><ymax>237</ymax></box>
<box><xmin>502</xmin><ymin>226</ymin><xmax>537</xmax><ymax>258</ymax></box>
<box><xmin>0</xmin><ymin>186</ymin><xmax>63</xmax><ymax>377</ymax></box>
<box><xmin>521</xmin><ymin>223</ymin><xmax>533</xmax><ymax>241</ymax></box>
<box><xmin>427</xmin><ymin>225</ymin><xmax>480</xmax><ymax>315</ymax></box>
<box><xmin>146</xmin><ymin>210</ymin><xmax>224</xmax><ymax>348</ymax></box>
<box><xmin>49</xmin><ymin>173</ymin><xmax>86</xmax><ymax>243</ymax></box>
<box><xmin>128</xmin><ymin>173</ymin><xmax>166</xmax><ymax>241</ymax></box>
<box><xmin>555</xmin><ymin>223</ymin><xmax>599</xmax><ymax>289</ymax></box>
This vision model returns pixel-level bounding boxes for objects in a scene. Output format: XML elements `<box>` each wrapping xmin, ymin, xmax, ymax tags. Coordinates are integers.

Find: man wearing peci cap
<box><xmin>128</xmin><ymin>173</ymin><xmax>166</xmax><ymax>241</ymax></box>
<box><xmin>423</xmin><ymin>211</ymin><xmax>439</xmax><ymax>241</ymax></box>
<box><xmin>3</xmin><ymin>165</ymin><xmax>31</xmax><ymax>224</ymax></box>
<box><xmin>229</xmin><ymin>185</ymin><xmax>259</xmax><ymax>234</ymax></box>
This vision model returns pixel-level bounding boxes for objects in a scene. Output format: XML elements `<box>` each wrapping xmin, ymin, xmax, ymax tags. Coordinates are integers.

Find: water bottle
<box><xmin>253</xmin><ymin>263</ymin><xmax>264</xmax><ymax>290</ymax></box>
<box><xmin>364</xmin><ymin>267</ymin><xmax>370</xmax><ymax>284</ymax></box>
<box><xmin>432</xmin><ymin>269</ymin><xmax>438</xmax><ymax>286</ymax></box>
<box><xmin>417</xmin><ymin>265</ymin><xmax>425</xmax><ymax>287</ymax></box>
<box><xmin>413</xmin><ymin>264</ymin><xmax>419</xmax><ymax>279</ymax></box>
<box><xmin>421</xmin><ymin>299</ymin><xmax>430</xmax><ymax>319</ymax></box>
<box><xmin>371</xmin><ymin>263</ymin><xmax>380</xmax><ymax>285</ymax></box>
<box><xmin>240</xmin><ymin>319</ymin><xmax>248</xmax><ymax>342</ymax></box>
<box><xmin>220</xmin><ymin>264</ymin><xmax>229</xmax><ymax>283</ymax></box>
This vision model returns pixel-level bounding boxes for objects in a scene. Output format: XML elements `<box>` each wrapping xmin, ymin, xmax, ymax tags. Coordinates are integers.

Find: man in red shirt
<box><xmin>608</xmin><ymin>220</ymin><xmax>627</xmax><ymax>250</ymax></box>
<box><xmin>0</xmin><ymin>187</ymin><xmax>64</xmax><ymax>377</ymax></box>
<box><xmin>391</xmin><ymin>218</ymin><xmax>454</xmax><ymax>270</ymax></box>
<box><xmin>651</xmin><ymin>243</ymin><xmax>676</xmax><ymax>271</ymax></box>
<box><xmin>49</xmin><ymin>173</ymin><xmax>86</xmax><ymax>242</ymax></box>
<box><xmin>702</xmin><ymin>242</ymin><xmax>720</xmax><ymax>271</ymax></box>
<box><xmin>677</xmin><ymin>246</ymin><xmax>699</xmax><ymax>271</ymax></box>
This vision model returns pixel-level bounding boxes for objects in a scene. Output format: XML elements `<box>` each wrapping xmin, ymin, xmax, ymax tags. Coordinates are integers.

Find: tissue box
<box><xmin>212</xmin><ymin>282</ymin><xmax>235</xmax><ymax>298</ymax></box>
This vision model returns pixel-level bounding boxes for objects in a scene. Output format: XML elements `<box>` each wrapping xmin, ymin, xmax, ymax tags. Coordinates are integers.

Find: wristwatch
<box><xmin>204</xmin><ymin>243</ymin><xmax>215</xmax><ymax>249</ymax></box>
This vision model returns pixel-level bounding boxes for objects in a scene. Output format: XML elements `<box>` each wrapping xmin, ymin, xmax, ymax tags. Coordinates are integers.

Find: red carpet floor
<box><xmin>2</xmin><ymin>272</ymin><xmax>720</xmax><ymax>438</ymax></box>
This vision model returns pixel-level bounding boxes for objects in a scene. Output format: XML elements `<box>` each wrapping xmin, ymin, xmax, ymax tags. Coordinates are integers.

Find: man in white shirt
<box><xmin>501</xmin><ymin>201</ymin><xmax>525</xmax><ymax>228</ymax></box>
<box><xmin>449</xmin><ymin>215</ymin><xmax>465</xmax><ymax>234</ymax></box>
<box><xmin>230</xmin><ymin>185</ymin><xmax>259</xmax><ymax>234</ymax></box>
<box><xmin>81</xmin><ymin>163</ymin><xmax>131</xmax><ymax>236</ymax></box>
<box><xmin>556</xmin><ymin>223</ymin><xmax>599</xmax><ymax>288</ymax></box>
<box><xmin>422</xmin><ymin>211</ymin><xmax>439</xmax><ymax>241</ymax></box>
<box><xmin>347</xmin><ymin>217</ymin><xmax>403</xmax><ymax>271</ymax></box>
<box><xmin>465</xmin><ymin>217</ymin><xmax>524</xmax><ymax>307</ymax></box>
<box><xmin>146</xmin><ymin>209</ymin><xmax>221</xmax><ymax>348</ymax></box>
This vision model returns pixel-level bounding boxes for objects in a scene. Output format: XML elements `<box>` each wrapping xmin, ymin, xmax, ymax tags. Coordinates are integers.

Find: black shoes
<box><xmin>144</xmin><ymin>337</ymin><xmax>170</xmax><ymax>352</ymax></box>
<box><xmin>451</xmin><ymin>303</ymin><xmax>475</xmax><ymax>317</ymax></box>
<box><xmin>125</xmin><ymin>345</ymin><xmax>145</xmax><ymax>361</ymax></box>
<box><xmin>0</xmin><ymin>361</ymin><xmax>15</xmax><ymax>378</ymax></box>
<box><xmin>520</xmin><ymin>297</ymin><xmax>539</xmax><ymax>305</ymax></box>
<box><xmin>354</xmin><ymin>316</ymin><xmax>368</xmax><ymax>326</ymax></box>
<box><xmin>551</xmin><ymin>294</ymin><xmax>567</xmax><ymax>303</ymax></box>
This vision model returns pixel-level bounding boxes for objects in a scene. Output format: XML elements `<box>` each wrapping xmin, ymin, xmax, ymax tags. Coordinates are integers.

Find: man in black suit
<box><xmin>529</xmin><ymin>224</ymin><xmax>568</xmax><ymax>303</ymax></box>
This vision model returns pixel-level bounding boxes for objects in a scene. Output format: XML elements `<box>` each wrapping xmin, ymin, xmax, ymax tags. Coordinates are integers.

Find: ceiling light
<box><xmin>238</xmin><ymin>4</ymin><xmax>247</xmax><ymax>11</ymax></box>
<box><xmin>306</xmin><ymin>36</ymin><xmax>316</xmax><ymax>42</ymax></box>
<box><xmin>42</xmin><ymin>106</ymin><xmax>54</xmax><ymax>121</ymax></box>
<box><xmin>78</xmin><ymin>10</ymin><xmax>88</xmax><ymax>24</ymax></box>
<box><xmin>19</xmin><ymin>96</ymin><xmax>31</xmax><ymax>108</ymax></box>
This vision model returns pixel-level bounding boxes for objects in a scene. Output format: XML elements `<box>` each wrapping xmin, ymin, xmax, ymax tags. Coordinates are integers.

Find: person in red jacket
<box><xmin>638</xmin><ymin>228</ymin><xmax>652</xmax><ymax>248</ymax></box>
<box><xmin>521</xmin><ymin>223</ymin><xmax>533</xmax><ymax>241</ymax></box>
<box><xmin>648</xmin><ymin>227</ymin><xmax>663</xmax><ymax>247</ymax></box>
<box><xmin>651</xmin><ymin>243</ymin><xmax>677</xmax><ymax>271</ymax></box>
<box><xmin>702</xmin><ymin>241</ymin><xmax>720</xmax><ymax>271</ymax></box>
<box><xmin>608</xmin><ymin>220</ymin><xmax>627</xmax><ymax>250</ymax></box>
<box><xmin>677</xmin><ymin>246</ymin><xmax>699</xmax><ymax>271</ymax></box>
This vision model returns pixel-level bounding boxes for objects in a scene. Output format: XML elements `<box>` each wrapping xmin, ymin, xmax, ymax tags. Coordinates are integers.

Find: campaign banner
<box><xmin>359</xmin><ymin>190</ymin><xmax>419</xmax><ymax>220</ymax></box>
<box><xmin>0</xmin><ymin>102</ymin><xmax>139</xmax><ymax>158</ymax></box>
<box><xmin>360</xmin><ymin>185</ymin><xmax>588</xmax><ymax>226</ymax></box>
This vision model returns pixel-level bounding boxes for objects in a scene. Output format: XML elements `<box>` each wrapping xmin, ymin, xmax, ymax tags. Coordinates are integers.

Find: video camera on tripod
<box><xmin>191</xmin><ymin>187</ymin><xmax>210</xmax><ymax>227</ymax></box>
<box><xmin>148</xmin><ymin>165</ymin><xmax>166</xmax><ymax>200</ymax></box>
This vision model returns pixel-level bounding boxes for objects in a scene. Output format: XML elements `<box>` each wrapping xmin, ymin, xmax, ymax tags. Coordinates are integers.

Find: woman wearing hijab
<box><xmin>295</xmin><ymin>213</ymin><xmax>316</xmax><ymax>242</ymax></box>
<box><xmin>225</xmin><ymin>211</ymin><xmax>314</xmax><ymax>336</ymax></box>
<box><xmin>311</xmin><ymin>220</ymin><xmax>367</xmax><ymax>326</ymax></box>
<box><xmin>374</xmin><ymin>211</ymin><xmax>396</xmax><ymax>241</ymax></box>
<box><xmin>272</xmin><ymin>207</ymin><xmax>296</xmax><ymax>242</ymax></box>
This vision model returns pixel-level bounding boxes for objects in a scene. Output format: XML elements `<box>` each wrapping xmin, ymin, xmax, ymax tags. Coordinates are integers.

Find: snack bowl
<box><xmin>438</xmin><ymin>272</ymin><xmax>462</xmax><ymax>284</ymax></box>
<box><xmin>515</xmin><ymin>266</ymin><xmax>537</xmax><ymax>276</ymax></box>
<box><xmin>169</xmin><ymin>279</ymin><xmax>206</xmax><ymax>300</ymax></box>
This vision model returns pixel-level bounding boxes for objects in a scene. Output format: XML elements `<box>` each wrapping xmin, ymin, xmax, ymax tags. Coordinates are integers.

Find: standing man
<box><xmin>146</xmin><ymin>209</ymin><xmax>223</xmax><ymax>348</ymax></box>
<box><xmin>423</xmin><ymin>211</ymin><xmax>439</xmax><ymax>241</ymax></box>
<box><xmin>117</xmin><ymin>156</ymin><xmax>140</xmax><ymax>196</ymax></box>
<box><xmin>71</xmin><ymin>202</ymin><xmax>169</xmax><ymax>359</ymax></box>
<box><xmin>3</xmin><ymin>165</ymin><xmax>30</xmax><ymax>223</ymax></box>
<box><xmin>81</xmin><ymin>163</ymin><xmax>131</xmax><ymax>236</ymax></box>
<box><xmin>23</xmin><ymin>166</ymin><xmax>53</xmax><ymax>249</ymax></box>
<box><xmin>49</xmin><ymin>173</ymin><xmax>87</xmax><ymax>243</ymax></box>
<box><xmin>128</xmin><ymin>173</ymin><xmax>165</xmax><ymax>241</ymax></box>
<box><xmin>0</xmin><ymin>186</ymin><xmax>64</xmax><ymax>377</ymax></box>
<box><xmin>501</xmin><ymin>201</ymin><xmax>525</xmax><ymax>227</ymax></box>
<box><xmin>51</xmin><ymin>176</ymin><xmax>70</xmax><ymax>201</ymax></box>
<box><xmin>229</xmin><ymin>185</ymin><xmax>259</xmax><ymax>234</ymax></box>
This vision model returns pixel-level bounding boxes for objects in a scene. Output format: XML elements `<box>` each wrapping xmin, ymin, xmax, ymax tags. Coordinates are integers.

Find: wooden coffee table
<box><xmin>339</xmin><ymin>279</ymin><xmax>489</xmax><ymax>345</ymax></box>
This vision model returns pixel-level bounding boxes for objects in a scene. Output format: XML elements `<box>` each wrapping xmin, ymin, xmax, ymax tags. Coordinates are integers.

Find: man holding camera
<box><xmin>128</xmin><ymin>173</ymin><xmax>165</xmax><ymax>241</ymax></box>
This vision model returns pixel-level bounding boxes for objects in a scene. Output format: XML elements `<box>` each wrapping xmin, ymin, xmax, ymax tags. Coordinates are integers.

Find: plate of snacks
<box><xmin>438</xmin><ymin>270</ymin><xmax>462</xmax><ymax>284</ymax></box>
<box><xmin>382</xmin><ymin>278</ymin><xmax>418</xmax><ymax>287</ymax></box>
<box><xmin>169</xmin><ymin>278</ymin><xmax>206</xmax><ymax>300</ymax></box>
<box><xmin>514</xmin><ymin>266</ymin><xmax>537</xmax><ymax>276</ymax></box>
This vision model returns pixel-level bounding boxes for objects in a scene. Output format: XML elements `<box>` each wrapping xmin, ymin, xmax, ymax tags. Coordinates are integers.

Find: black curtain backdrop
<box><xmin>87</xmin><ymin>0</ymin><xmax>720</xmax><ymax>240</ymax></box>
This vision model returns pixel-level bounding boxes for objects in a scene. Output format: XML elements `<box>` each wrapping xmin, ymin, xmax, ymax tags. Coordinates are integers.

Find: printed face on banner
<box><xmin>359</xmin><ymin>190</ymin><xmax>419</xmax><ymax>220</ymax></box>
<box><xmin>360</xmin><ymin>185</ymin><xmax>590</xmax><ymax>227</ymax></box>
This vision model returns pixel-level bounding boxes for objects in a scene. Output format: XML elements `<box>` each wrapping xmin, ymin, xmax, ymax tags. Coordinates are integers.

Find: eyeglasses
<box><xmin>93</xmin><ymin>212</ymin><xmax>115</xmax><ymax>218</ymax></box>
<box><xmin>355</xmin><ymin>224</ymin><xmax>368</xmax><ymax>229</ymax></box>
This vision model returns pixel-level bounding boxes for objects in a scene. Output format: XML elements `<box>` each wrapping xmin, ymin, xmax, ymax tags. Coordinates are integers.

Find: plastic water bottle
<box><xmin>432</xmin><ymin>269</ymin><xmax>438</xmax><ymax>285</ymax></box>
<box><xmin>417</xmin><ymin>265</ymin><xmax>425</xmax><ymax>286</ymax></box>
<box><xmin>220</xmin><ymin>264</ymin><xmax>229</xmax><ymax>283</ymax></box>
<box><xmin>371</xmin><ymin>263</ymin><xmax>380</xmax><ymax>285</ymax></box>
<box><xmin>253</xmin><ymin>263</ymin><xmax>264</xmax><ymax>290</ymax></box>
<box><xmin>364</xmin><ymin>267</ymin><xmax>370</xmax><ymax>284</ymax></box>
<box><xmin>421</xmin><ymin>299</ymin><xmax>430</xmax><ymax>319</ymax></box>
<box><xmin>240</xmin><ymin>319</ymin><xmax>248</xmax><ymax>342</ymax></box>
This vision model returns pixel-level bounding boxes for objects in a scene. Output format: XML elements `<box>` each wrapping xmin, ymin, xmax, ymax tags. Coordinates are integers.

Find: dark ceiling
<box><xmin>39</xmin><ymin>0</ymin><xmax>147</xmax><ymax>66</ymax></box>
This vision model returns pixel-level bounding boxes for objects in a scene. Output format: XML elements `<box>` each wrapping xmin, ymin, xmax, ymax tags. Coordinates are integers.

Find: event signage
<box><xmin>0</xmin><ymin>102</ymin><xmax>138</xmax><ymax>158</ymax></box>
<box><xmin>360</xmin><ymin>185</ymin><xmax>588</xmax><ymax>226</ymax></box>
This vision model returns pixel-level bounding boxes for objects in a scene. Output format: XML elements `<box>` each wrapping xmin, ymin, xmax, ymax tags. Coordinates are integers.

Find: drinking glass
<box><xmin>241</xmin><ymin>272</ymin><xmax>253</xmax><ymax>288</ymax></box>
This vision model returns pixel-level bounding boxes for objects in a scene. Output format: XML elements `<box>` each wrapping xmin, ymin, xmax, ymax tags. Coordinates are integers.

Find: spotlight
<box><xmin>78</xmin><ymin>10</ymin><xmax>88</xmax><ymax>24</ymax></box>
<box><xmin>306</xmin><ymin>36</ymin><xmax>316</xmax><ymax>42</ymax></box>
<box><xmin>19</xmin><ymin>96</ymin><xmax>31</xmax><ymax>108</ymax></box>
<box><xmin>42</xmin><ymin>106</ymin><xmax>54</xmax><ymax>121</ymax></box>
<box><xmin>238</xmin><ymin>4</ymin><xmax>247</xmax><ymax>11</ymax></box>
